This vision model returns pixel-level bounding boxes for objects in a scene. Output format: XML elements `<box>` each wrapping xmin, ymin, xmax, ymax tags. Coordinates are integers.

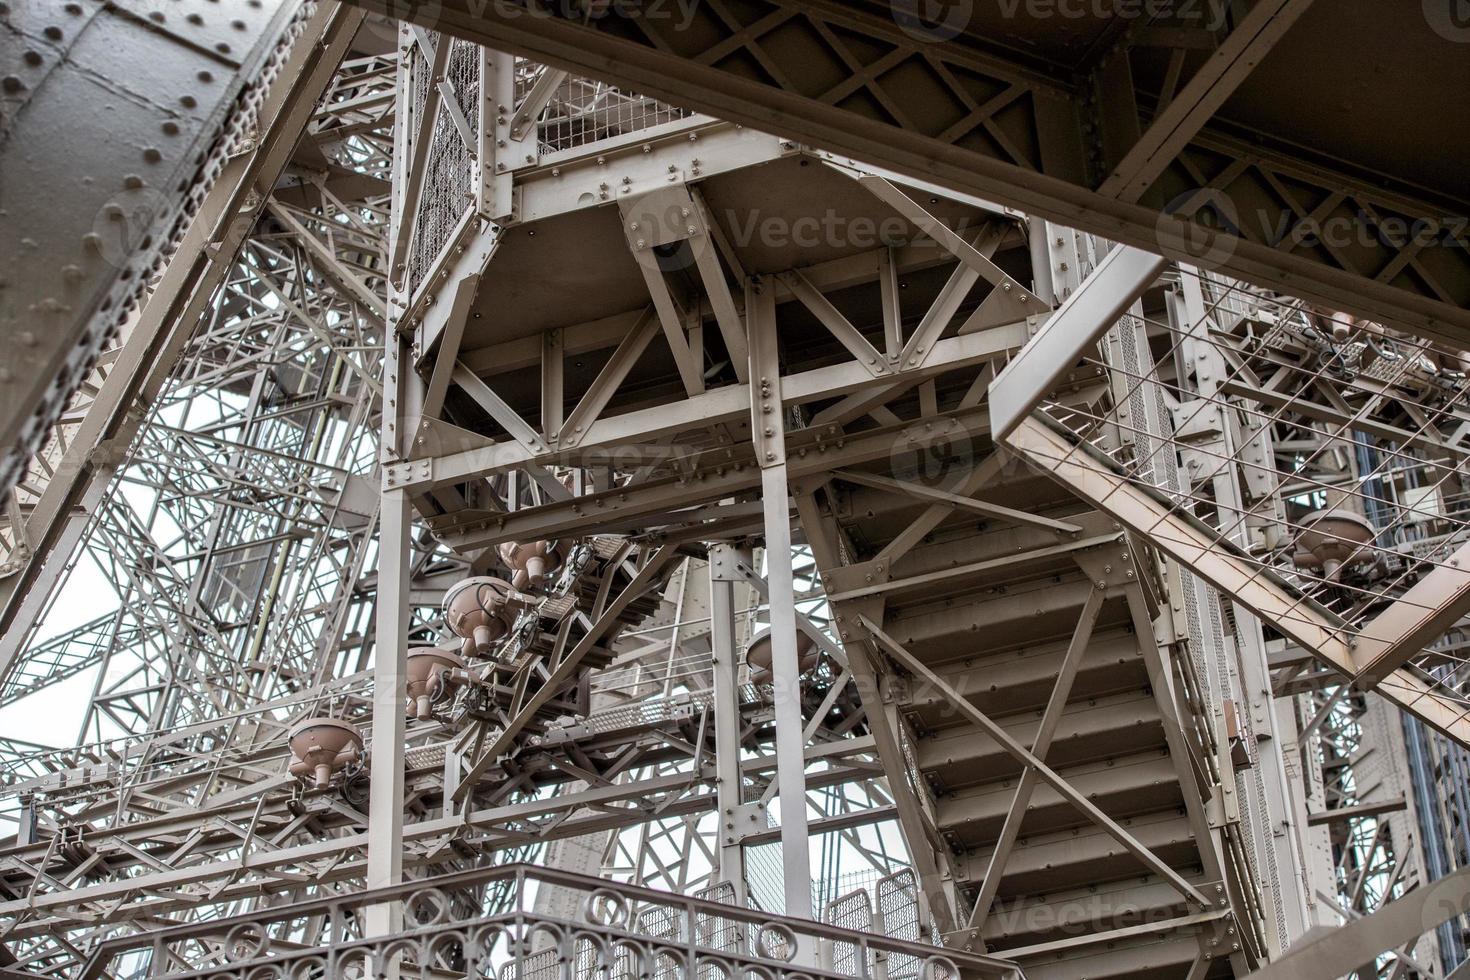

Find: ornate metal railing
<box><xmin>78</xmin><ymin>864</ymin><xmax>1022</xmax><ymax>980</ymax></box>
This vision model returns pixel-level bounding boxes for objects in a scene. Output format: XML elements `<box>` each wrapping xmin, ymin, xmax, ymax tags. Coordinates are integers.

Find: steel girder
<box><xmin>0</xmin><ymin>45</ymin><xmax>939</xmax><ymax>973</ymax></box>
<box><xmin>0</xmin><ymin>0</ymin><xmax>311</xmax><ymax>497</ymax></box>
<box><xmin>355</xmin><ymin>59</ymin><xmax>1282</xmax><ymax>971</ymax></box>
<box><xmin>0</xmin><ymin>3</ymin><xmax>373</xmax><ymax>697</ymax></box>
<box><xmin>9</xmin><ymin>11</ymin><xmax>1470</xmax><ymax>978</ymax></box>
<box><xmin>340</xmin><ymin>0</ymin><xmax>1470</xmax><ymax>344</ymax></box>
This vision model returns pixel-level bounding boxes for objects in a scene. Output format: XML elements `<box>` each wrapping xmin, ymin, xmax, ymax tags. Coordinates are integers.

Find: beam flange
<box><xmin>989</xmin><ymin>245</ymin><xmax>1166</xmax><ymax>439</ymax></box>
<box><xmin>1353</xmin><ymin>538</ymin><xmax>1470</xmax><ymax>688</ymax></box>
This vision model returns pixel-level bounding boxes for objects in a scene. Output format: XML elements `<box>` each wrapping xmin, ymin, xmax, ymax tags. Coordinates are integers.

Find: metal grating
<box><xmin>406</xmin><ymin>36</ymin><xmax>477</xmax><ymax>299</ymax></box>
<box><xmin>877</xmin><ymin>869</ymin><xmax>922</xmax><ymax>980</ymax></box>
<box><xmin>537</xmin><ymin>76</ymin><xmax>690</xmax><ymax>154</ymax></box>
<box><xmin>824</xmin><ymin>888</ymin><xmax>873</xmax><ymax>976</ymax></box>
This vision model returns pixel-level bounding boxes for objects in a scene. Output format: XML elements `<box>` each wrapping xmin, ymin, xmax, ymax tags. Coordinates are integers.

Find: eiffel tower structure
<box><xmin>3</xmin><ymin>3</ymin><xmax>1470</xmax><ymax>978</ymax></box>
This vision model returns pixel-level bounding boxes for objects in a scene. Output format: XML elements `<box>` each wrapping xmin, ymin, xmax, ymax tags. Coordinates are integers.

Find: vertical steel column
<box><xmin>746</xmin><ymin>275</ymin><xmax>812</xmax><ymax>920</ymax></box>
<box><xmin>1176</xmin><ymin>268</ymin><xmax>1316</xmax><ymax>949</ymax></box>
<box><xmin>366</xmin><ymin>225</ymin><xmax>417</xmax><ymax>936</ymax></box>
<box><xmin>709</xmin><ymin>543</ymin><xmax>749</xmax><ymax>904</ymax></box>
<box><xmin>366</xmin><ymin>486</ymin><xmax>411</xmax><ymax>937</ymax></box>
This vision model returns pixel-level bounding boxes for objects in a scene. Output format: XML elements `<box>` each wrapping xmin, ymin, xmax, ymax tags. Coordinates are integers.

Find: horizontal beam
<box><xmin>432</xmin><ymin>405</ymin><xmax>1001</xmax><ymax>552</ymax></box>
<box><xmin>387</xmin><ymin>319</ymin><xmax>1028</xmax><ymax>492</ymax></box>
<box><xmin>1305</xmin><ymin>796</ymin><xmax>1406</xmax><ymax>827</ymax></box>
<box><xmin>341</xmin><ymin>0</ymin><xmax>1470</xmax><ymax>343</ymax></box>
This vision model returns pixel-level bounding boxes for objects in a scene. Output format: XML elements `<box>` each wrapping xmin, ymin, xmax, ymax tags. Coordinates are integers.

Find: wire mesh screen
<box><xmin>633</xmin><ymin>905</ymin><xmax>683</xmax><ymax>980</ymax></box>
<box><xmin>1033</xmin><ymin>266</ymin><xmax>1470</xmax><ymax>711</ymax></box>
<box><xmin>693</xmin><ymin>881</ymin><xmax>746</xmax><ymax>955</ymax></box>
<box><xmin>824</xmin><ymin>888</ymin><xmax>873</xmax><ymax>976</ymax></box>
<box><xmin>877</xmin><ymin>869</ymin><xmax>923</xmax><ymax>980</ymax></box>
<box><xmin>407</xmin><ymin>36</ymin><xmax>478</xmax><ymax>299</ymax></box>
<box><xmin>512</xmin><ymin>947</ymin><xmax>561</xmax><ymax>980</ymax></box>
<box><xmin>537</xmin><ymin>75</ymin><xmax>691</xmax><ymax>154</ymax></box>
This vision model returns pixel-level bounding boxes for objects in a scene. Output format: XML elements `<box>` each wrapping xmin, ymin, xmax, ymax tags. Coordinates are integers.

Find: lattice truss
<box><xmin>0</xmin><ymin>42</ymin><xmax>932</xmax><ymax>977</ymax></box>
<box><xmin>370</xmin><ymin>29</ymin><xmax>1292</xmax><ymax>971</ymax></box>
<box><xmin>598</xmin><ymin>549</ymin><xmax>910</xmax><ymax>913</ymax></box>
<box><xmin>1013</xmin><ymin>258</ymin><xmax>1470</xmax><ymax>737</ymax></box>
<box><xmin>0</xmin><ymin>45</ymin><xmax>400</xmax><ymax>976</ymax></box>
<box><xmin>0</xmin><ymin>158</ymin><xmax>390</xmax><ymax>740</ymax></box>
<box><xmin>1291</xmin><ymin>685</ymin><xmax>1467</xmax><ymax>978</ymax></box>
<box><xmin>9</xmin><ymin>8</ymin><xmax>1470</xmax><ymax>979</ymax></box>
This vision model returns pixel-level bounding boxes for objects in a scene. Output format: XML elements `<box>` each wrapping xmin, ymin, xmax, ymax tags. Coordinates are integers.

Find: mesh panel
<box><xmin>823</xmin><ymin>889</ymin><xmax>873</xmax><ymax>976</ymax></box>
<box><xmin>693</xmin><ymin>881</ymin><xmax>746</xmax><ymax>955</ymax></box>
<box><xmin>634</xmin><ymin>906</ymin><xmax>682</xmax><ymax>980</ymax></box>
<box><xmin>514</xmin><ymin>947</ymin><xmax>560</xmax><ymax>980</ymax></box>
<box><xmin>877</xmin><ymin>870</ymin><xmax>921</xmax><ymax>980</ymax></box>
<box><xmin>537</xmin><ymin>77</ymin><xmax>690</xmax><ymax>153</ymax></box>
<box><xmin>407</xmin><ymin>37</ymin><xmax>476</xmax><ymax>298</ymax></box>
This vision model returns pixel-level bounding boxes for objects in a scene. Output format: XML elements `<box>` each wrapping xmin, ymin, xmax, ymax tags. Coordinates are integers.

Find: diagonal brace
<box><xmin>859</xmin><ymin>612</ymin><xmax>1211</xmax><ymax>909</ymax></box>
